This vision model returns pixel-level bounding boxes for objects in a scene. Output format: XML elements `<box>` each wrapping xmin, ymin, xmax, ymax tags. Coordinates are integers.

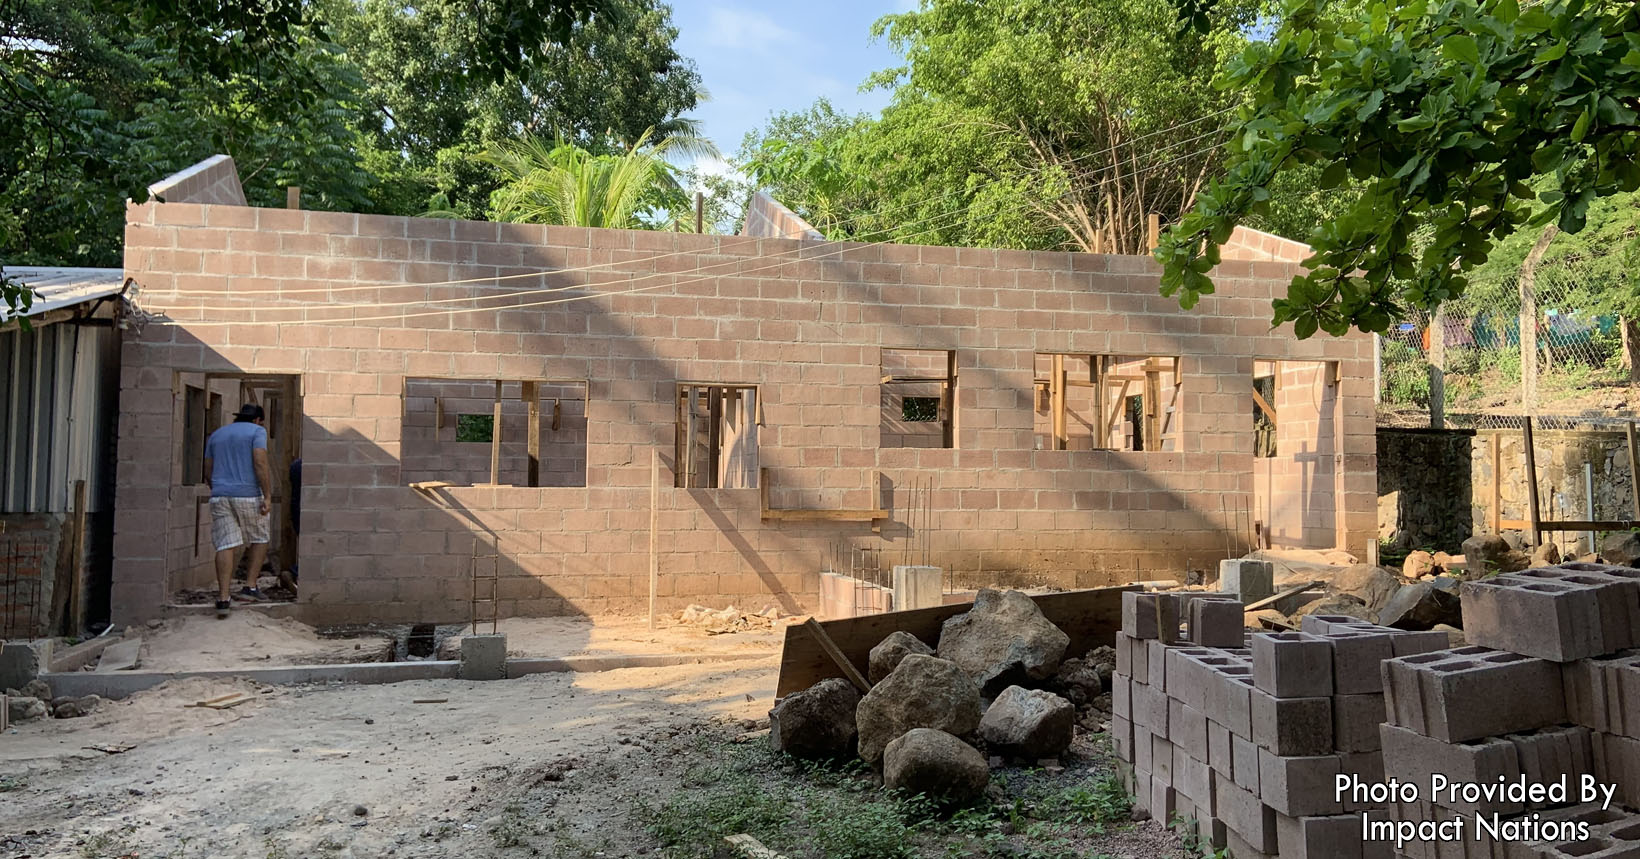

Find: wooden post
<box><xmin>489</xmin><ymin>379</ymin><xmax>502</xmax><ymax>485</ymax></box>
<box><xmin>523</xmin><ymin>381</ymin><xmax>540</xmax><ymax>488</ymax></box>
<box><xmin>1523</xmin><ymin>417</ymin><xmax>1543</xmax><ymax>546</ymax></box>
<box><xmin>649</xmin><ymin>449</ymin><xmax>659</xmax><ymax>631</ymax></box>
<box><xmin>1489</xmin><ymin>434</ymin><xmax>1502</xmax><ymax>535</ymax></box>
<box><xmin>1518</xmin><ymin>226</ymin><xmax>1556</xmax><ymax>415</ymax></box>
<box><xmin>1050</xmin><ymin>354</ymin><xmax>1066</xmax><ymax>450</ymax></box>
<box><xmin>1429</xmin><ymin>309</ymin><xmax>1446</xmax><ymax>430</ymax></box>
<box><xmin>1143</xmin><ymin>369</ymin><xmax>1161</xmax><ymax>452</ymax></box>
<box><xmin>1628</xmin><ymin>421</ymin><xmax>1640</xmax><ymax>520</ymax></box>
<box><xmin>1146</xmin><ymin>213</ymin><xmax>1161</xmax><ymax>252</ymax></box>
<box><xmin>286</xmin><ymin>187</ymin><xmax>301</xmax><ymax>210</ymax></box>
<box><xmin>943</xmin><ymin>350</ymin><xmax>957</xmax><ymax>449</ymax></box>
<box><xmin>694</xmin><ymin>192</ymin><xmax>705</xmax><ymax>234</ymax></box>
<box><xmin>64</xmin><ymin>480</ymin><xmax>87</xmax><ymax>636</ymax></box>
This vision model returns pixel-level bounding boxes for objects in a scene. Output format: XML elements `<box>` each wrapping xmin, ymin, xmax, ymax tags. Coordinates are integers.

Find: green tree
<box><xmin>486</xmin><ymin>128</ymin><xmax>716</xmax><ymax>229</ymax></box>
<box><xmin>1155</xmin><ymin>0</ymin><xmax>1640</xmax><ymax>340</ymax></box>
<box><xmin>326</xmin><ymin>0</ymin><xmax>705</xmax><ymax>218</ymax></box>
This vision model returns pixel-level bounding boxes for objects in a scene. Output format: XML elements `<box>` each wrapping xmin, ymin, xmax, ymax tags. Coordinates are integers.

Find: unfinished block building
<box><xmin>110</xmin><ymin>157</ymin><xmax>1375</xmax><ymax>625</ymax></box>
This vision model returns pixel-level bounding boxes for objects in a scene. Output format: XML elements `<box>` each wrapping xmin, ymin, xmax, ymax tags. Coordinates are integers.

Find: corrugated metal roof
<box><xmin>3</xmin><ymin>267</ymin><xmax>125</xmax><ymax>321</ymax></box>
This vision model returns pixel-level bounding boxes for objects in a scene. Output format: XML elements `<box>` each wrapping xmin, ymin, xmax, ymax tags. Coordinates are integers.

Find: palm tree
<box><xmin>484</xmin><ymin>127</ymin><xmax>719</xmax><ymax>230</ymax></box>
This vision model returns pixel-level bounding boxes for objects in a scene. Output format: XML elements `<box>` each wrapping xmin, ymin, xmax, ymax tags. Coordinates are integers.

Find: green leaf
<box><xmin>1534</xmin><ymin>41</ymin><xmax>1567</xmax><ymax>64</ymax></box>
<box><xmin>1441</xmin><ymin>36</ymin><xmax>1479</xmax><ymax>67</ymax></box>
<box><xmin>1571</xmin><ymin>109</ymin><xmax>1590</xmax><ymax>142</ymax></box>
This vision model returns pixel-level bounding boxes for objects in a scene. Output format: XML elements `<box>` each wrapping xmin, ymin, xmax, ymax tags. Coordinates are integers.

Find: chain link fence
<box><xmin>1377</xmin><ymin>253</ymin><xmax>1637</xmax><ymax>429</ymax></box>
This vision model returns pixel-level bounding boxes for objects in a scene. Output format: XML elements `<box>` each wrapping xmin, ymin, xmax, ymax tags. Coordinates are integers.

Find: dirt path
<box><xmin>0</xmin><ymin>658</ymin><xmax>779</xmax><ymax>858</ymax></box>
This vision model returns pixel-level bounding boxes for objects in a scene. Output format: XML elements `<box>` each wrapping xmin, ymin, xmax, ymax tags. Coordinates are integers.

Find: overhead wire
<box><xmin>150</xmin><ymin>105</ymin><xmax>1243</xmax><ymax>299</ymax></box>
<box><xmin>153</xmin><ymin>133</ymin><xmax>1235</xmax><ymax>329</ymax></box>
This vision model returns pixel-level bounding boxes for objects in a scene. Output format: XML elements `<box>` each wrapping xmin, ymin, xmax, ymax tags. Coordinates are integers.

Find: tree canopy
<box><xmin>1155</xmin><ymin>0</ymin><xmax>1640</xmax><ymax>339</ymax></box>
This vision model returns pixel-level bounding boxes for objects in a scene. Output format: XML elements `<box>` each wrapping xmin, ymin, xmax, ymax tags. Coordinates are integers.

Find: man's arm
<box><xmin>203</xmin><ymin>457</ymin><xmax>213</xmax><ymax>486</ymax></box>
<box><xmin>252</xmin><ymin>448</ymin><xmax>273</xmax><ymax>515</ymax></box>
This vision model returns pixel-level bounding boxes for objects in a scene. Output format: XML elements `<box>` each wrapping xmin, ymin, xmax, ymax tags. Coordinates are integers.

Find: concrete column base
<box><xmin>460</xmin><ymin>634</ymin><xmax>508</xmax><ymax>681</ymax></box>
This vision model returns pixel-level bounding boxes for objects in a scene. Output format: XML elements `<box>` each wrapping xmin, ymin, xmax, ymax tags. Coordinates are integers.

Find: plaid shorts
<box><xmin>209</xmin><ymin>496</ymin><xmax>269</xmax><ymax>551</ymax></box>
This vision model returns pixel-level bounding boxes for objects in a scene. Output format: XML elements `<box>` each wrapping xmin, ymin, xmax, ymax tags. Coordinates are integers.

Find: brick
<box><xmin>1387</xmin><ymin>629</ymin><xmax>1451</xmax><ymax>657</ymax></box>
<box><xmin>1152</xmin><ymin>735</ymin><xmax>1175</xmax><ymax>785</ymax></box>
<box><xmin>1215</xmin><ymin>771</ymin><xmax>1278</xmax><ymax>854</ymax></box>
<box><xmin>1250</xmin><ymin>689</ymin><xmax>1333</xmax><ymax>756</ymax></box>
<box><xmin>1252</xmin><ymin>631</ymin><xmax>1334</xmax><ymax>698</ymax></box>
<box><xmin>1332</xmin><ymin>693</ymin><xmax>1385</xmax><ymax>753</ymax></box>
<box><xmin>1169</xmin><ymin>699</ymin><xmax>1209</xmax><ymax>761</ymax></box>
<box><xmin>1134</xmin><ymin>723</ymin><xmax>1154</xmax><ymax>773</ymax></box>
<box><xmin>1276</xmin><ymin>813</ymin><xmax>1364</xmax><ymax>859</ymax></box>
<box><xmin>1173</xmin><ymin>745</ymin><xmax>1213</xmax><ymax>809</ymax></box>
<box><xmin>1208</xmin><ymin>719</ymin><xmax>1233</xmax><ymax>776</ymax></box>
<box><xmin>1460</xmin><ymin>573</ymin><xmax>1607</xmax><ymax>661</ymax></box>
<box><xmin>1190</xmin><ymin>596</ymin><xmax>1246</xmax><ymax>647</ymax></box>
<box><xmin>1324</xmin><ymin>629</ymin><xmax>1397</xmax><ymax>695</ymax></box>
<box><xmin>1232</xmin><ymin>734</ymin><xmax>1260</xmax><ymax>792</ymax></box>
<box><xmin>1257</xmin><ymin>750</ymin><xmax>1342</xmax><ymax>817</ymax></box>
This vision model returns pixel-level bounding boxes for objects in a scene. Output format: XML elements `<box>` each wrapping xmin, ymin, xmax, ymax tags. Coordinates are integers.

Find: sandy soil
<box><xmin>135</xmin><ymin>612</ymin><xmax>396</xmax><ymax>672</ymax></box>
<box><xmin>442</xmin><ymin>614</ymin><xmax>788</xmax><ymax>659</ymax></box>
<box><xmin>0</xmin><ymin>658</ymin><xmax>780</xmax><ymax>858</ymax></box>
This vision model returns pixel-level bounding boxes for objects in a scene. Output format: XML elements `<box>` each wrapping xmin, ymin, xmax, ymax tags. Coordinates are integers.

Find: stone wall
<box><xmin>115</xmin><ymin>198</ymin><xmax>1376</xmax><ymax>626</ymax></box>
<box><xmin>0</xmin><ymin>513</ymin><xmax>70</xmax><ymax>639</ymax></box>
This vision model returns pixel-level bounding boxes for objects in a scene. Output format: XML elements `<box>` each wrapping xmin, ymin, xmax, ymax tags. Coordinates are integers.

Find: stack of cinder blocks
<box><xmin>1111</xmin><ymin>587</ymin><xmax>1448</xmax><ymax>859</ymax></box>
<box><xmin>1370</xmin><ymin>561</ymin><xmax>1640</xmax><ymax>858</ymax></box>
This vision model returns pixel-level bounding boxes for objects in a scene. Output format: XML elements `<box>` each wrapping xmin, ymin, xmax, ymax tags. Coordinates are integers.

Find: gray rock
<box><xmin>77</xmin><ymin>695</ymin><xmax>101</xmax><ymax>714</ymax></box>
<box><xmin>1530</xmin><ymin>542</ymin><xmax>1562</xmax><ymax>568</ymax></box>
<box><xmin>1331</xmin><ymin>565</ymin><xmax>1403</xmax><ymax>615</ymax></box>
<box><xmin>856</xmin><ymin>654</ymin><xmax>982</xmax><ymax>765</ymax></box>
<box><xmin>1603</xmin><ymin>532</ymin><xmax>1640</xmax><ymax>568</ymax></box>
<box><xmin>936</xmin><ymin>589</ymin><xmax>1069</xmax><ymax>696</ymax></box>
<box><xmin>1294</xmin><ymin>594</ymin><xmax>1373</xmax><ymax>623</ymax></box>
<box><xmin>19</xmin><ymin>679</ymin><xmax>50</xmax><ymax>701</ymax></box>
<box><xmin>7</xmin><ymin>695</ymin><xmax>46</xmax><ymax>723</ymax></box>
<box><xmin>882</xmin><ymin>728</ymin><xmax>989</xmax><ymax>805</ymax></box>
<box><xmin>1050</xmin><ymin>657</ymin><xmax>1104</xmax><ymax>709</ymax></box>
<box><xmin>868</xmin><ymin>631</ymin><xmax>933</xmax><ymax>685</ymax></box>
<box><xmin>1463</xmin><ymin>534</ymin><xmax>1528</xmax><ymax>575</ymax></box>
<box><xmin>979</xmin><ymin>686</ymin><xmax>1075</xmax><ymax>759</ymax></box>
<box><xmin>1377</xmin><ymin>582</ymin><xmax>1463</xmax><ymax>630</ymax></box>
<box><xmin>53</xmin><ymin>701</ymin><xmax>85</xmax><ymax>719</ymax></box>
<box><xmin>769</xmin><ymin>678</ymin><xmax>860</xmax><ymax>759</ymax></box>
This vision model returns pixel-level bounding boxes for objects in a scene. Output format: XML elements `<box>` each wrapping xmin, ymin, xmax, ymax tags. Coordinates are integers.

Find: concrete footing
<box><xmin>0</xmin><ymin>640</ymin><xmax>52</xmax><ymax>691</ymax></box>
<box><xmin>460</xmin><ymin>634</ymin><xmax>508</xmax><ymax>680</ymax></box>
<box><xmin>892</xmin><ymin>566</ymin><xmax>943</xmax><ymax>611</ymax></box>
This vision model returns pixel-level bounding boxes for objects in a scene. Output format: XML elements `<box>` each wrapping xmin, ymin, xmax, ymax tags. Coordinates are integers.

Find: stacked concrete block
<box><xmin>1113</xmin><ymin>592</ymin><xmax>1420</xmax><ymax>858</ymax></box>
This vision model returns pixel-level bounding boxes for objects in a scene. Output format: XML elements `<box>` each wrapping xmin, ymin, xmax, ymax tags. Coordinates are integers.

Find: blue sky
<box><xmin>669</xmin><ymin>1</ymin><xmax>912</xmax><ymax>172</ymax></box>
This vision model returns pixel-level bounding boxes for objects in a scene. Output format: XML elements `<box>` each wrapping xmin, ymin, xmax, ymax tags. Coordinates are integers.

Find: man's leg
<box><xmin>244</xmin><ymin>541</ymin><xmax>270</xmax><ymax>592</ymax></box>
<box><xmin>214</xmin><ymin>546</ymin><xmax>238</xmax><ymax>602</ymax></box>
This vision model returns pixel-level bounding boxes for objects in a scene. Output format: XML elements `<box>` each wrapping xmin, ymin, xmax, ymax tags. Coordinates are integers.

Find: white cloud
<box><xmin>701</xmin><ymin>6</ymin><xmax>799</xmax><ymax>52</ymax></box>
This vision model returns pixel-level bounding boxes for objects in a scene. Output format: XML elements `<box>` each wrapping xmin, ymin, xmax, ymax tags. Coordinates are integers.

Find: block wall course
<box><xmin>113</xmin><ymin>201</ymin><xmax>1373</xmax><ymax>623</ymax></box>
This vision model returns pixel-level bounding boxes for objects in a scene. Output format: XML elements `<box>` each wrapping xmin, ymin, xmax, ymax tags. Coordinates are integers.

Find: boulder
<box><xmin>936</xmin><ymin>589</ymin><xmax>1069</xmax><ymax>696</ymax></box>
<box><xmin>1603</xmin><ymin>532</ymin><xmax>1640</xmax><ymax>568</ymax></box>
<box><xmin>1432</xmin><ymin>551</ymin><xmax>1459</xmax><ymax>574</ymax></box>
<box><xmin>1462</xmin><ymin>534</ymin><xmax>1528</xmax><ymax>575</ymax></box>
<box><xmin>1377</xmin><ymin>582</ymin><xmax>1463</xmax><ymax>630</ymax></box>
<box><xmin>856</xmin><ymin>654</ymin><xmax>982</xmax><ymax>765</ymax></box>
<box><xmin>868</xmin><ymin>631</ymin><xmax>933</xmax><ymax>685</ymax></box>
<box><xmin>1530</xmin><ymin>542</ymin><xmax>1562</xmax><ymax>568</ymax></box>
<box><xmin>882</xmin><ymin>728</ymin><xmax>989</xmax><ymax>805</ymax></box>
<box><xmin>1432</xmin><ymin>624</ymin><xmax>1467</xmax><ymax>649</ymax></box>
<box><xmin>769</xmin><ymin>678</ymin><xmax>860</xmax><ymax>759</ymax></box>
<box><xmin>979</xmin><ymin>686</ymin><xmax>1075</xmax><ymax>759</ymax></box>
<box><xmin>1331</xmin><ymin>565</ymin><xmax>1402</xmax><ymax>615</ymax></box>
<box><xmin>1402</xmin><ymin>551</ymin><xmax>1437</xmax><ymax>579</ymax></box>
<box><xmin>1293</xmin><ymin>594</ymin><xmax>1373</xmax><ymax>623</ymax></box>
<box><xmin>7</xmin><ymin>695</ymin><xmax>46</xmax><ymax>723</ymax></box>
<box><xmin>53</xmin><ymin>700</ymin><xmax>86</xmax><ymax>719</ymax></box>
<box><xmin>20</xmin><ymin>678</ymin><xmax>50</xmax><ymax>701</ymax></box>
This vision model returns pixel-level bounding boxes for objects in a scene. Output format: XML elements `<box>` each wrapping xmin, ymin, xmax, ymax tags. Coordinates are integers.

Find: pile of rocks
<box><xmin>770</xmin><ymin>589</ymin><xmax>1097</xmax><ymax>805</ymax></box>
<box><xmin>5</xmin><ymin>678</ymin><xmax>100</xmax><ymax>723</ymax></box>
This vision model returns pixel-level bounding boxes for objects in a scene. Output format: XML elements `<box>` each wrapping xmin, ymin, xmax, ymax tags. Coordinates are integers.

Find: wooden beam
<box><xmin>1523</xmin><ymin>417</ymin><xmax>1543</xmax><ymax>546</ymax></box>
<box><xmin>1489</xmin><ymin>433</ymin><xmax>1502</xmax><ymax>535</ymax></box>
<box><xmin>707</xmin><ymin>386</ymin><xmax>723</xmax><ymax>488</ymax></box>
<box><xmin>523</xmin><ymin>381</ymin><xmax>539</xmax><ymax>488</ymax></box>
<box><xmin>764</xmin><ymin>509</ymin><xmax>890</xmax><ymax>522</ymax></box>
<box><xmin>943</xmin><ymin>350</ymin><xmax>957</xmax><ymax>449</ymax></box>
<box><xmin>1629</xmin><ymin>421</ymin><xmax>1640</xmax><ymax>520</ymax></box>
<box><xmin>1144</xmin><ymin>370</ymin><xmax>1160</xmax><ymax>452</ymax></box>
<box><xmin>1103</xmin><ymin>379</ymin><xmax>1132</xmax><ymax>448</ymax></box>
<box><xmin>1146</xmin><ymin>213</ymin><xmax>1161</xmax><ymax>252</ymax></box>
<box><xmin>286</xmin><ymin>186</ymin><xmax>301</xmax><ymax>209</ymax></box>
<box><xmin>1243</xmin><ymin>580</ymin><xmax>1322</xmax><ymax>613</ymax></box>
<box><xmin>489</xmin><ymin>380</ymin><xmax>502</xmax><ymax>486</ymax></box>
<box><xmin>803</xmin><ymin>618</ymin><xmax>871</xmax><ymax>693</ymax></box>
<box><xmin>649</xmin><ymin>449</ymin><xmax>659</xmax><ymax>631</ymax></box>
<box><xmin>1534</xmin><ymin>520</ymin><xmax>1640</xmax><ymax>531</ymax></box>
<box><xmin>1252</xmin><ymin>387</ymin><xmax>1277</xmax><ymax>424</ymax></box>
<box><xmin>1050</xmin><ymin>354</ymin><xmax>1066</xmax><ymax>450</ymax></box>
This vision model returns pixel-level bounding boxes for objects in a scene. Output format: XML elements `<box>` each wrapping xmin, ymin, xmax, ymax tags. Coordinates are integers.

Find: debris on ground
<box><xmin>676</xmin><ymin>604</ymin><xmax>788</xmax><ymax>634</ymax></box>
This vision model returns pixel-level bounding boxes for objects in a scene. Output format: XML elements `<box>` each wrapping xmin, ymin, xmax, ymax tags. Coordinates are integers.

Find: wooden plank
<box><xmin>776</xmin><ymin>586</ymin><xmax>1135</xmax><ymax>697</ymax></box>
<box><xmin>1147</xmin><ymin>212</ymin><xmax>1161</xmax><ymax>252</ymax></box>
<box><xmin>1243</xmin><ymin>580</ymin><xmax>1322</xmax><ymax>613</ymax></box>
<box><xmin>409</xmin><ymin>480</ymin><xmax>453</xmax><ymax>491</ymax></box>
<box><xmin>1629</xmin><ymin>421</ymin><xmax>1640</xmax><ymax>520</ymax></box>
<box><xmin>286</xmin><ymin>186</ymin><xmax>301</xmax><ymax>209</ymax></box>
<box><xmin>708</xmin><ymin>386</ymin><xmax>723</xmax><ymax>487</ymax></box>
<box><xmin>1534</xmin><ymin>520</ymin><xmax>1640</xmax><ymax>531</ymax></box>
<box><xmin>763</xmin><ymin>509</ymin><xmax>889</xmax><ymax>522</ymax></box>
<box><xmin>1252</xmin><ymin>387</ymin><xmax>1276</xmax><ymax>423</ymax></box>
<box><xmin>803</xmin><ymin>617</ymin><xmax>872</xmax><ymax>693</ymax></box>
<box><xmin>489</xmin><ymin>380</ymin><xmax>502</xmax><ymax>486</ymax></box>
<box><xmin>524</xmin><ymin>381</ymin><xmax>539</xmax><ymax>488</ymax></box>
<box><xmin>64</xmin><ymin>479</ymin><xmax>87</xmax><ymax>636</ymax></box>
<box><xmin>1050</xmin><ymin>354</ymin><xmax>1066</xmax><ymax>450</ymax></box>
<box><xmin>1103</xmin><ymin>379</ymin><xmax>1132</xmax><ymax>448</ymax></box>
<box><xmin>1523</xmin><ymin>418</ymin><xmax>1542</xmax><ymax>546</ymax></box>
<box><xmin>1144</xmin><ymin>370</ymin><xmax>1160</xmax><ymax>452</ymax></box>
<box><xmin>649</xmin><ymin>449</ymin><xmax>659</xmax><ymax>631</ymax></box>
<box><xmin>1489</xmin><ymin>434</ymin><xmax>1502</xmax><ymax>535</ymax></box>
<box><xmin>943</xmin><ymin>349</ymin><xmax>957</xmax><ymax>449</ymax></box>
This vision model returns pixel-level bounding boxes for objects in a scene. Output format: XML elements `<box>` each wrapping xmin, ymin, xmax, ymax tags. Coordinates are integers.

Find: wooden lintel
<box><xmin>763</xmin><ymin>509</ymin><xmax>890</xmax><ymax>522</ymax></box>
<box><xmin>1534</xmin><ymin>520</ymin><xmax>1640</xmax><ymax>531</ymax></box>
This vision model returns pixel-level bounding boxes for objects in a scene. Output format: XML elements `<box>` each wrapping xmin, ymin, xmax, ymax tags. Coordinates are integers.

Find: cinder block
<box><xmin>1332</xmin><ymin>693</ymin><xmax>1385</xmax><ymax>753</ymax></box>
<box><xmin>459</xmin><ymin>633</ymin><xmax>507</xmax><ymax>680</ymax></box>
<box><xmin>1208</xmin><ymin>719</ymin><xmax>1233</xmax><ymax>776</ymax></box>
<box><xmin>1150</xmin><ymin>780</ymin><xmax>1176</xmax><ymax>824</ymax></box>
<box><xmin>1112</xmin><ymin>675</ymin><xmax>1131</xmax><ymax>719</ymax></box>
<box><xmin>1131</xmin><ymin>768</ymin><xmax>1152</xmax><ymax>816</ymax></box>
<box><xmin>1204</xmin><ymin>666</ymin><xmax>1254</xmax><ymax>738</ymax></box>
<box><xmin>1379</xmin><ymin>723</ymin><xmax>1522</xmax><ymax>816</ymax></box>
<box><xmin>1170</xmin><ymin>698</ymin><xmax>1208</xmax><ymax>761</ymax></box>
<box><xmin>1277</xmin><ymin>813</ymin><xmax>1364</xmax><ymax>859</ymax></box>
<box><xmin>1257</xmin><ymin>749</ymin><xmax>1343</xmax><ymax>817</ymax></box>
<box><xmin>1148</xmin><ymin>638</ymin><xmax>1169</xmax><ymax>689</ymax></box>
<box><xmin>1112</xmin><ymin>715</ymin><xmax>1134</xmax><ymax>761</ymax></box>
<box><xmin>1338</xmin><ymin>751</ymin><xmax>1386</xmax><ymax>811</ymax></box>
<box><xmin>1250</xmin><ymin>689</ymin><xmax>1333</xmax><ymax>756</ymax></box>
<box><xmin>1152</xmin><ymin>734</ymin><xmax>1176</xmax><ymax>785</ymax></box>
<box><xmin>1252</xmin><ymin>631</ymin><xmax>1334</xmax><ymax>698</ymax></box>
<box><xmin>1190</xmin><ymin>597</ymin><xmax>1246</xmax><ymax>648</ymax></box>
<box><xmin>1601</xmin><ymin>654</ymin><xmax>1640</xmax><ymax>738</ymax></box>
<box><xmin>1123</xmin><ymin>591</ymin><xmax>1181</xmax><ymax>641</ymax></box>
<box><xmin>1215</xmin><ymin>771</ymin><xmax>1278</xmax><ymax>854</ymax></box>
<box><xmin>1230</xmin><ymin>733</ymin><xmax>1260</xmax><ymax>794</ymax></box>
<box><xmin>1220</xmin><ymin>559</ymin><xmax>1274</xmax><ymax>604</ymax></box>
<box><xmin>1460</xmin><ymin>573</ymin><xmax>1607</xmax><ymax>661</ymax></box>
<box><xmin>892</xmin><ymin>565</ymin><xmax>943</xmax><ymax>610</ymax></box>
<box><xmin>1174</xmin><ymin>745</ymin><xmax>1213</xmax><ymax>809</ymax></box>
<box><xmin>1398</xmin><ymin>646</ymin><xmax>1566</xmax><ymax>742</ymax></box>
<box><xmin>1116</xmin><ymin>632</ymin><xmax>1134</xmax><ymax>676</ymax></box>
<box><xmin>1388</xmin><ymin>629</ymin><xmax>1451</xmax><ymax>657</ymax></box>
<box><xmin>1326</xmin><ymin>629</ymin><xmax>1398</xmax><ymax>695</ymax></box>
<box><xmin>1300</xmin><ymin>614</ymin><xmax>1366</xmax><ymax>635</ymax></box>
<box><xmin>1131</xmin><ymin>633</ymin><xmax>1150</xmax><ymax>680</ymax></box>
<box><xmin>1165</xmin><ymin>647</ymin><xmax>1218</xmax><ymax>711</ymax></box>
<box><xmin>1563</xmin><ymin>656</ymin><xmax>1617</xmax><ymax>733</ymax></box>
<box><xmin>1134</xmin><ymin>723</ymin><xmax>1154</xmax><ymax>773</ymax></box>
<box><xmin>1143</xmin><ymin>683</ymin><xmax>1170</xmax><ymax>738</ymax></box>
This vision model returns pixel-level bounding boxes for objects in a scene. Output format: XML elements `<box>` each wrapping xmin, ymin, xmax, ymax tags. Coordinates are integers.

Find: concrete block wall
<box><xmin>400</xmin><ymin>378</ymin><xmax>588</xmax><ymax>488</ymax></box>
<box><xmin>880</xmin><ymin>348</ymin><xmax>951</xmax><ymax>449</ymax></box>
<box><xmin>146</xmin><ymin>155</ymin><xmax>248</xmax><ymax>207</ymax></box>
<box><xmin>1254</xmin><ymin>361</ymin><xmax>1343</xmax><ymax>550</ymax></box>
<box><xmin>1221</xmin><ymin>225</ymin><xmax>1314</xmax><ymax>265</ymax></box>
<box><xmin>113</xmin><ymin>196</ymin><xmax>1374</xmax><ymax>625</ymax></box>
<box><xmin>740</xmin><ymin>191</ymin><xmax>825</xmax><ymax>241</ymax></box>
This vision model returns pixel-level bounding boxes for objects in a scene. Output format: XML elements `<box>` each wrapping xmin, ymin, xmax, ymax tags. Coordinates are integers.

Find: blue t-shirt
<box><xmin>205</xmin><ymin>422</ymin><xmax>268</xmax><ymax>498</ymax></box>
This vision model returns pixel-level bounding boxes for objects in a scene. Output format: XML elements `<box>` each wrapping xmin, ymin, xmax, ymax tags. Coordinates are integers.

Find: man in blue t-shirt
<box><xmin>204</xmin><ymin>404</ymin><xmax>273</xmax><ymax>617</ymax></box>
